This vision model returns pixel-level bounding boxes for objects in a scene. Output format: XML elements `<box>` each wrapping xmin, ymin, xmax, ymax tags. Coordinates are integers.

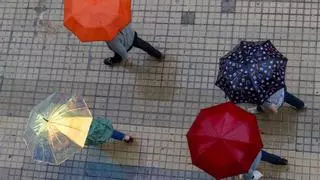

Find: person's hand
<box><xmin>264</xmin><ymin>104</ymin><xmax>278</xmax><ymax>114</ymax></box>
<box><xmin>267</xmin><ymin>105</ymin><xmax>278</xmax><ymax>114</ymax></box>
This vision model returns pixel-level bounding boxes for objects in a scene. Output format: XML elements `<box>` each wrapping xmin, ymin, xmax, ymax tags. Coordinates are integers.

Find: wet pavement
<box><xmin>0</xmin><ymin>0</ymin><xmax>320</xmax><ymax>179</ymax></box>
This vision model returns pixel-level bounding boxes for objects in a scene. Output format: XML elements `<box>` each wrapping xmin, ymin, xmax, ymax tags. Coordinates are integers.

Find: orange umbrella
<box><xmin>64</xmin><ymin>0</ymin><xmax>132</xmax><ymax>42</ymax></box>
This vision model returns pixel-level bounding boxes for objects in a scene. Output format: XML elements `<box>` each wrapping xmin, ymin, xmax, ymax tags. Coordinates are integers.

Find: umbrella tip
<box><xmin>43</xmin><ymin>118</ymin><xmax>49</xmax><ymax>122</ymax></box>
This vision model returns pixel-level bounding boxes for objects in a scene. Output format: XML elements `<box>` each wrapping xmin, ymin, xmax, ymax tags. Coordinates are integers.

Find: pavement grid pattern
<box><xmin>0</xmin><ymin>0</ymin><xmax>320</xmax><ymax>179</ymax></box>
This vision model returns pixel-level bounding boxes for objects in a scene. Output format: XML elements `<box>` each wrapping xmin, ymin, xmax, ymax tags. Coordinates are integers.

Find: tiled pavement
<box><xmin>1</xmin><ymin>0</ymin><xmax>320</xmax><ymax>179</ymax></box>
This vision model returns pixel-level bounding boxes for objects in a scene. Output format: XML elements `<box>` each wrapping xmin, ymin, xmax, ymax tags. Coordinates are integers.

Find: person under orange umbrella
<box><xmin>64</xmin><ymin>0</ymin><xmax>164</xmax><ymax>66</ymax></box>
<box><xmin>104</xmin><ymin>24</ymin><xmax>165</xmax><ymax>66</ymax></box>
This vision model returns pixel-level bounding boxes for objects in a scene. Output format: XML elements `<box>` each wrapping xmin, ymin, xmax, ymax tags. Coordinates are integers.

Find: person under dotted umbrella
<box><xmin>256</xmin><ymin>86</ymin><xmax>306</xmax><ymax>114</ymax></box>
<box><xmin>215</xmin><ymin>40</ymin><xmax>287</xmax><ymax>105</ymax></box>
<box><xmin>215</xmin><ymin>40</ymin><xmax>305</xmax><ymax>113</ymax></box>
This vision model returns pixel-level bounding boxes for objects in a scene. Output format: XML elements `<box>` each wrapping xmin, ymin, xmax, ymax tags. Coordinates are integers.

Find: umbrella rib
<box><xmin>221</xmin><ymin>121</ymin><xmax>247</xmax><ymax>139</ymax></box>
<box><xmin>219</xmin><ymin>62</ymin><xmax>242</xmax><ymax>79</ymax></box>
<box><xmin>49</xmin><ymin>107</ymin><xmax>90</xmax><ymax>119</ymax></box>
<box><xmin>223</xmin><ymin>141</ymin><xmax>249</xmax><ymax>173</ymax></box>
<box><xmin>190</xmin><ymin>133</ymin><xmax>221</xmax><ymax>139</ymax></box>
<box><xmin>48</xmin><ymin>121</ymin><xmax>83</xmax><ymax>132</ymax></box>
<box><xmin>47</xmin><ymin>126</ymin><xmax>60</xmax><ymax>164</ymax></box>
<box><xmin>247</xmin><ymin>72</ymin><xmax>261</xmax><ymax>99</ymax></box>
<box><xmin>223</xmin><ymin>138</ymin><xmax>251</xmax><ymax>146</ymax></box>
<box><xmin>33</xmin><ymin>123</ymin><xmax>45</xmax><ymax>132</ymax></box>
<box><xmin>49</xmin><ymin>103</ymin><xmax>67</xmax><ymax>115</ymax></box>
<box><xmin>63</xmin><ymin>106</ymin><xmax>90</xmax><ymax>113</ymax></box>
<box><xmin>50</xmin><ymin>98</ymin><xmax>78</xmax><ymax>115</ymax></box>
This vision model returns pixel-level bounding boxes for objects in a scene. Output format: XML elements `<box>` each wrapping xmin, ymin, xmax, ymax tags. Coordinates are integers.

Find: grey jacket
<box><xmin>243</xmin><ymin>151</ymin><xmax>262</xmax><ymax>180</ymax></box>
<box><xmin>106</xmin><ymin>24</ymin><xmax>135</xmax><ymax>60</ymax></box>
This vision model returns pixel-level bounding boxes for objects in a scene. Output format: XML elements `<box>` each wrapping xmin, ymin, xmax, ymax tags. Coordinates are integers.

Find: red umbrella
<box><xmin>186</xmin><ymin>102</ymin><xmax>263</xmax><ymax>179</ymax></box>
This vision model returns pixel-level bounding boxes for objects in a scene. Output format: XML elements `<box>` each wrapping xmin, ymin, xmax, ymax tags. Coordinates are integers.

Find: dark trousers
<box><xmin>111</xmin><ymin>129</ymin><xmax>125</xmax><ymax>141</ymax></box>
<box><xmin>261</xmin><ymin>150</ymin><xmax>283</xmax><ymax>164</ymax></box>
<box><xmin>112</xmin><ymin>33</ymin><xmax>162</xmax><ymax>60</ymax></box>
<box><xmin>284</xmin><ymin>91</ymin><xmax>305</xmax><ymax>109</ymax></box>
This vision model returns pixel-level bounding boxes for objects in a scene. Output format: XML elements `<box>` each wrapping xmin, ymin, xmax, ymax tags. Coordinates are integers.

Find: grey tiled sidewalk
<box><xmin>1</xmin><ymin>0</ymin><xmax>320</xmax><ymax>179</ymax></box>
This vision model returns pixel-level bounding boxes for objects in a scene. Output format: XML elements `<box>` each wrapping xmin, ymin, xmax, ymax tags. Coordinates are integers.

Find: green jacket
<box><xmin>85</xmin><ymin>116</ymin><xmax>114</xmax><ymax>146</ymax></box>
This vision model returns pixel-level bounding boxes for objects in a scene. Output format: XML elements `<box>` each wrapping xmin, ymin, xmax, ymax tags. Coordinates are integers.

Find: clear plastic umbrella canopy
<box><xmin>24</xmin><ymin>93</ymin><xmax>93</xmax><ymax>165</ymax></box>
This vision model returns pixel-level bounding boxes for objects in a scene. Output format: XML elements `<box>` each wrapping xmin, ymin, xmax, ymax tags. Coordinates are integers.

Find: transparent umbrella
<box><xmin>24</xmin><ymin>93</ymin><xmax>93</xmax><ymax>165</ymax></box>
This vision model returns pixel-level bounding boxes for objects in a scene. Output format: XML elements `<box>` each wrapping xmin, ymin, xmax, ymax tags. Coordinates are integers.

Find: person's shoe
<box><xmin>293</xmin><ymin>104</ymin><xmax>308</xmax><ymax>111</ymax></box>
<box><xmin>277</xmin><ymin>158</ymin><xmax>288</xmax><ymax>165</ymax></box>
<box><xmin>123</xmin><ymin>136</ymin><xmax>134</xmax><ymax>144</ymax></box>
<box><xmin>156</xmin><ymin>54</ymin><xmax>165</xmax><ymax>61</ymax></box>
<box><xmin>104</xmin><ymin>57</ymin><xmax>122</xmax><ymax>66</ymax></box>
<box><xmin>300</xmin><ymin>104</ymin><xmax>307</xmax><ymax>110</ymax></box>
<box><xmin>256</xmin><ymin>106</ymin><xmax>264</xmax><ymax>113</ymax></box>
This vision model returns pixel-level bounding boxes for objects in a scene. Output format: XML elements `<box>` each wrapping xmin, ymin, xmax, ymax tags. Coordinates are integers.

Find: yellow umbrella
<box><xmin>24</xmin><ymin>93</ymin><xmax>93</xmax><ymax>165</ymax></box>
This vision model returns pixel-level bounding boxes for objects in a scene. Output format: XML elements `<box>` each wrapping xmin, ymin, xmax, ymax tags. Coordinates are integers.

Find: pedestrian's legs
<box><xmin>261</xmin><ymin>150</ymin><xmax>287</xmax><ymax>165</ymax></box>
<box><xmin>111</xmin><ymin>129</ymin><xmax>126</xmax><ymax>141</ymax></box>
<box><xmin>284</xmin><ymin>91</ymin><xmax>305</xmax><ymax>109</ymax></box>
<box><xmin>132</xmin><ymin>33</ymin><xmax>162</xmax><ymax>59</ymax></box>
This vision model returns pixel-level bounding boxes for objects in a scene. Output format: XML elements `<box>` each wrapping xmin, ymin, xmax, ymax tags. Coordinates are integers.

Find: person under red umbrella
<box><xmin>241</xmin><ymin>150</ymin><xmax>288</xmax><ymax>180</ymax></box>
<box><xmin>186</xmin><ymin>102</ymin><xmax>288</xmax><ymax>180</ymax></box>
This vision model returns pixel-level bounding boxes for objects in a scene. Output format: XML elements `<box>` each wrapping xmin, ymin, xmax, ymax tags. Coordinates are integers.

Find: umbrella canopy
<box><xmin>186</xmin><ymin>102</ymin><xmax>263</xmax><ymax>179</ymax></box>
<box><xmin>215</xmin><ymin>40</ymin><xmax>288</xmax><ymax>105</ymax></box>
<box><xmin>64</xmin><ymin>0</ymin><xmax>132</xmax><ymax>42</ymax></box>
<box><xmin>24</xmin><ymin>93</ymin><xmax>93</xmax><ymax>165</ymax></box>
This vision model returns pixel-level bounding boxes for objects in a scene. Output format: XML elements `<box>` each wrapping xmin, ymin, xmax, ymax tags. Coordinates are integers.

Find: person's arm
<box><xmin>107</xmin><ymin>39</ymin><xmax>129</xmax><ymax>60</ymax></box>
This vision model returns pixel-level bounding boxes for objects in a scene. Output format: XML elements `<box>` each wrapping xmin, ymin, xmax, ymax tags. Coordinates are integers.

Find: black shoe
<box><xmin>104</xmin><ymin>57</ymin><xmax>122</xmax><ymax>66</ymax></box>
<box><xmin>297</xmin><ymin>104</ymin><xmax>307</xmax><ymax>111</ymax></box>
<box><xmin>256</xmin><ymin>106</ymin><xmax>264</xmax><ymax>112</ymax></box>
<box><xmin>277</xmin><ymin>158</ymin><xmax>288</xmax><ymax>165</ymax></box>
<box><xmin>124</xmin><ymin>136</ymin><xmax>134</xmax><ymax>144</ymax></box>
<box><xmin>156</xmin><ymin>54</ymin><xmax>165</xmax><ymax>61</ymax></box>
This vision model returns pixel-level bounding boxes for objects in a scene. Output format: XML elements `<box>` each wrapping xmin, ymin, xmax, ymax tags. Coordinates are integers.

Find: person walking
<box><xmin>33</xmin><ymin>116</ymin><xmax>133</xmax><ymax>164</ymax></box>
<box><xmin>104</xmin><ymin>24</ymin><xmax>165</xmax><ymax>66</ymax></box>
<box><xmin>85</xmin><ymin>116</ymin><xmax>134</xmax><ymax>146</ymax></box>
<box><xmin>242</xmin><ymin>150</ymin><xmax>288</xmax><ymax>180</ymax></box>
<box><xmin>257</xmin><ymin>87</ymin><xmax>306</xmax><ymax>114</ymax></box>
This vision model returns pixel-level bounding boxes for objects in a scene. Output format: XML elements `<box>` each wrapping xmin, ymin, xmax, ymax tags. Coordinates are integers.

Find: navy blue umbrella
<box><xmin>215</xmin><ymin>40</ymin><xmax>288</xmax><ymax>105</ymax></box>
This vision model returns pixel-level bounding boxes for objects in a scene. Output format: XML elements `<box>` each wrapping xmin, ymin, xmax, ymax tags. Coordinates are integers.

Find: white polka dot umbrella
<box><xmin>215</xmin><ymin>40</ymin><xmax>288</xmax><ymax>105</ymax></box>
